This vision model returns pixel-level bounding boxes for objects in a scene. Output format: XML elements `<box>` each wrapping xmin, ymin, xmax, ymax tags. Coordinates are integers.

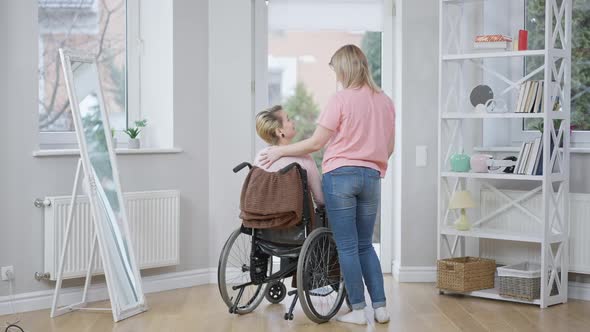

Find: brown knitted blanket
<box><xmin>240</xmin><ymin>166</ymin><xmax>310</xmax><ymax>229</ymax></box>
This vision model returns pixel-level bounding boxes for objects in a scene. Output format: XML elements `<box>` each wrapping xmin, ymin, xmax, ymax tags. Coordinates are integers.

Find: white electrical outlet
<box><xmin>1</xmin><ymin>266</ymin><xmax>14</xmax><ymax>281</ymax></box>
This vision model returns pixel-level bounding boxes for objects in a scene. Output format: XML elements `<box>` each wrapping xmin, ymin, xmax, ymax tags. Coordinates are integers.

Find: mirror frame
<box><xmin>59</xmin><ymin>48</ymin><xmax>147</xmax><ymax>321</ymax></box>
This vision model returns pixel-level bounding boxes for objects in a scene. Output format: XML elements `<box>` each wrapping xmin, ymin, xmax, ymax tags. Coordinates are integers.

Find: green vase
<box><xmin>450</xmin><ymin>153</ymin><xmax>471</xmax><ymax>172</ymax></box>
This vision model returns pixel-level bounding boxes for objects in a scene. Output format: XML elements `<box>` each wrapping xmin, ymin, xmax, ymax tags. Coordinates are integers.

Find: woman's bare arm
<box><xmin>259</xmin><ymin>125</ymin><xmax>333</xmax><ymax>167</ymax></box>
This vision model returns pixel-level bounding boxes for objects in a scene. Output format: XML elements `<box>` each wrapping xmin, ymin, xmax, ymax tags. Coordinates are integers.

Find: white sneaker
<box><xmin>374</xmin><ymin>307</ymin><xmax>390</xmax><ymax>324</ymax></box>
<box><xmin>336</xmin><ymin>309</ymin><xmax>367</xmax><ymax>325</ymax></box>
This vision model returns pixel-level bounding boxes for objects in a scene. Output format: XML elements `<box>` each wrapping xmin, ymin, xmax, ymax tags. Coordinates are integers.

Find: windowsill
<box><xmin>474</xmin><ymin>146</ymin><xmax>590</xmax><ymax>154</ymax></box>
<box><xmin>32</xmin><ymin>147</ymin><xmax>183</xmax><ymax>157</ymax></box>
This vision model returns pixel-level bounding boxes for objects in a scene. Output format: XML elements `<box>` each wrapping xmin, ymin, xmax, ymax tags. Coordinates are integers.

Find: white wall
<box><xmin>0</xmin><ymin>0</ymin><xmax>210</xmax><ymax>296</ymax></box>
<box><xmin>392</xmin><ymin>0</ymin><xmax>440</xmax><ymax>278</ymax></box>
<box><xmin>207</xmin><ymin>0</ymin><xmax>255</xmax><ymax>268</ymax></box>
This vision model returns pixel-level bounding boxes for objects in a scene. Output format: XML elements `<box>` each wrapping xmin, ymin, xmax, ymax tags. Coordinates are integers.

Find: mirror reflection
<box><xmin>71</xmin><ymin>61</ymin><xmax>140</xmax><ymax>309</ymax></box>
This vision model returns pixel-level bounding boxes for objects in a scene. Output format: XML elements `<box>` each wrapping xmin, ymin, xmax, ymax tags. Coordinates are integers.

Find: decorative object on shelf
<box><xmin>518</xmin><ymin>29</ymin><xmax>528</xmax><ymax>50</ymax></box>
<box><xmin>487</xmin><ymin>156</ymin><xmax>518</xmax><ymax>174</ymax></box>
<box><xmin>436</xmin><ymin>257</ymin><xmax>496</xmax><ymax>292</ymax></box>
<box><xmin>470</xmin><ymin>85</ymin><xmax>494</xmax><ymax>110</ymax></box>
<box><xmin>449</xmin><ymin>190</ymin><xmax>476</xmax><ymax>231</ymax></box>
<box><xmin>450</xmin><ymin>153</ymin><xmax>471</xmax><ymax>172</ymax></box>
<box><xmin>474</xmin><ymin>34</ymin><xmax>512</xmax><ymax>50</ymax></box>
<box><xmin>497</xmin><ymin>262</ymin><xmax>558</xmax><ymax>300</ymax></box>
<box><xmin>470</xmin><ymin>154</ymin><xmax>492</xmax><ymax>173</ymax></box>
<box><xmin>484</xmin><ymin>99</ymin><xmax>508</xmax><ymax>113</ymax></box>
<box><xmin>124</xmin><ymin>119</ymin><xmax>147</xmax><ymax>149</ymax></box>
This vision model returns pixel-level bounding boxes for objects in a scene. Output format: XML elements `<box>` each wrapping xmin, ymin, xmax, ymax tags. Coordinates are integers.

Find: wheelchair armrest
<box><xmin>279</xmin><ymin>162</ymin><xmax>302</xmax><ymax>174</ymax></box>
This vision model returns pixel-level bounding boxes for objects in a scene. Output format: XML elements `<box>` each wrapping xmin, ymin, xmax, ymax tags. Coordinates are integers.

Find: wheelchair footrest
<box><xmin>308</xmin><ymin>286</ymin><xmax>334</xmax><ymax>297</ymax></box>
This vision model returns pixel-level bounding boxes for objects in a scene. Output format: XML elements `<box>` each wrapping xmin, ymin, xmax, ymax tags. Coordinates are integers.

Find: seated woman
<box><xmin>254</xmin><ymin>105</ymin><xmax>324</xmax><ymax>207</ymax></box>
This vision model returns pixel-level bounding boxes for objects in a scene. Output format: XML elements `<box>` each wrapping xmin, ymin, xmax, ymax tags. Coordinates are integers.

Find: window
<box><xmin>266</xmin><ymin>1</ymin><xmax>383</xmax><ymax>169</ymax></box>
<box><xmin>38</xmin><ymin>0</ymin><xmax>128</xmax><ymax>148</ymax></box>
<box><xmin>522</xmin><ymin>0</ymin><xmax>590</xmax><ymax>143</ymax></box>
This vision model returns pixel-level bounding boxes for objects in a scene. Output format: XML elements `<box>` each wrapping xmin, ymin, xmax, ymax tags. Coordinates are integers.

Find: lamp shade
<box><xmin>449</xmin><ymin>191</ymin><xmax>476</xmax><ymax>209</ymax></box>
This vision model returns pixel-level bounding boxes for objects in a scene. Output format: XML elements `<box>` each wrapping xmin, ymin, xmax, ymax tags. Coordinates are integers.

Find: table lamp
<box><xmin>449</xmin><ymin>191</ymin><xmax>476</xmax><ymax>231</ymax></box>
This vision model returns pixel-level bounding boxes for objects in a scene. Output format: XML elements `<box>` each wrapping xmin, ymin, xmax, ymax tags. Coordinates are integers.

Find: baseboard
<box><xmin>568</xmin><ymin>281</ymin><xmax>590</xmax><ymax>302</ymax></box>
<box><xmin>392</xmin><ymin>261</ymin><xmax>437</xmax><ymax>283</ymax></box>
<box><xmin>0</xmin><ymin>268</ymin><xmax>216</xmax><ymax>316</ymax></box>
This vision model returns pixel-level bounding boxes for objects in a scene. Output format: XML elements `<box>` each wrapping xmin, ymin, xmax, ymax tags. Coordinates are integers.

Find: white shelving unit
<box><xmin>437</xmin><ymin>0</ymin><xmax>571</xmax><ymax>308</ymax></box>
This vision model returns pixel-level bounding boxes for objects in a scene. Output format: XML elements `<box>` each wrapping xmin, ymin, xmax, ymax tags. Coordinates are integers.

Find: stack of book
<box><xmin>474</xmin><ymin>34</ymin><xmax>513</xmax><ymax>50</ymax></box>
<box><xmin>515</xmin><ymin>80</ymin><xmax>544</xmax><ymax>113</ymax></box>
<box><xmin>515</xmin><ymin>137</ymin><xmax>546</xmax><ymax>175</ymax></box>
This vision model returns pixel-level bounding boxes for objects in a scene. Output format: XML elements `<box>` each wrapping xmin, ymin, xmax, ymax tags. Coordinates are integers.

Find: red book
<box><xmin>518</xmin><ymin>30</ymin><xmax>528</xmax><ymax>50</ymax></box>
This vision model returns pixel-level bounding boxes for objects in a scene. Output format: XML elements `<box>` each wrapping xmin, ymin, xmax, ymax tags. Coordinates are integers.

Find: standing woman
<box><xmin>259</xmin><ymin>44</ymin><xmax>395</xmax><ymax>325</ymax></box>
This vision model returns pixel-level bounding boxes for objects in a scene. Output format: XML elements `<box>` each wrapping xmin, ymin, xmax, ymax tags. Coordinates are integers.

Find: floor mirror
<box><xmin>52</xmin><ymin>48</ymin><xmax>147</xmax><ymax>322</ymax></box>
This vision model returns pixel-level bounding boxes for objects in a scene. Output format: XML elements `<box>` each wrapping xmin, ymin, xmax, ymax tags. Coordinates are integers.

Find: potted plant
<box><xmin>110</xmin><ymin>128</ymin><xmax>117</xmax><ymax>149</ymax></box>
<box><xmin>124</xmin><ymin>119</ymin><xmax>147</xmax><ymax>149</ymax></box>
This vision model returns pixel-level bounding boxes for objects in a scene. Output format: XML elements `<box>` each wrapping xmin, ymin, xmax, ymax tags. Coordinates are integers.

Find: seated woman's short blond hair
<box><xmin>256</xmin><ymin>105</ymin><xmax>284</xmax><ymax>145</ymax></box>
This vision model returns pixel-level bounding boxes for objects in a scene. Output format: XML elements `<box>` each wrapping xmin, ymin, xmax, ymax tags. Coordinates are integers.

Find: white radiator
<box><xmin>479</xmin><ymin>189</ymin><xmax>590</xmax><ymax>274</ymax></box>
<box><xmin>44</xmin><ymin>190</ymin><xmax>180</xmax><ymax>280</ymax></box>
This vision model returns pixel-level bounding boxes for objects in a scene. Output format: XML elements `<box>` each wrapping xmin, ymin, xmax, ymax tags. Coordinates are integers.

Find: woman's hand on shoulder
<box><xmin>258</xmin><ymin>146</ymin><xmax>283</xmax><ymax>167</ymax></box>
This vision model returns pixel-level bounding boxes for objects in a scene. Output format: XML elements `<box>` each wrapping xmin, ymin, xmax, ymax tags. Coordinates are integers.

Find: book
<box><xmin>474</xmin><ymin>41</ymin><xmax>511</xmax><ymax>49</ymax></box>
<box><xmin>515</xmin><ymin>141</ymin><xmax>527</xmax><ymax>173</ymax></box>
<box><xmin>519</xmin><ymin>142</ymin><xmax>532</xmax><ymax>174</ymax></box>
<box><xmin>532</xmin><ymin>81</ymin><xmax>544</xmax><ymax>113</ymax></box>
<box><xmin>474</xmin><ymin>35</ymin><xmax>513</xmax><ymax>50</ymax></box>
<box><xmin>515</xmin><ymin>84</ymin><xmax>526</xmax><ymax>113</ymax></box>
<box><xmin>518</xmin><ymin>30</ymin><xmax>528</xmax><ymax>50</ymax></box>
<box><xmin>525</xmin><ymin>81</ymin><xmax>538</xmax><ymax>113</ymax></box>
<box><xmin>475</xmin><ymin>34</ymin><xmax>513</xmax><ymax>42</ymax></box>
<box><xmin>519</xmin><ymin>81</ymin><xmax>532</xmax><ymax>112</ymax></box>
<box><xmin>525</xmin><ymin>137</ymin><xmax>541</xmax><ymax>175</ymax></box>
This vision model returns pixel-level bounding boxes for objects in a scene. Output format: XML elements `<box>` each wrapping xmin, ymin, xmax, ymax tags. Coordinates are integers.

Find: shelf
<box><xmin>440</xmin><ymin>227</ymin><xmax>566</xmax><ymax>244</ymax></box>
<box><xmin>441</xmin><ymin>171</ymin><xmax>566</xmax><ymax>182</ymax></box>
<box><xmin>442</xmin><ymin>50</ymin><xmax>545</xmax><ymax>61</ymax></box>
<box><xmin>441</xmin><ymin>171</ymin><xmax>541</xmax><ymax>181</ymax></box>
<box><xmin>440</xmin><ymin>279</ymin><xmax>541</xmax><ymax>305</ymax></box>
<box><xmin>441</xmin><ymin>112</ymin><xmax>545</xmax><ymax>119</ymax></box>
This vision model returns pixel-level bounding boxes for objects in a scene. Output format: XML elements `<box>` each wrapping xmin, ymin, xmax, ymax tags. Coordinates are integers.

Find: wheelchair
<box><xmin>217</xmin><ymin>162</ymin><xmax>349</xmax><ymax>323</ymax></box>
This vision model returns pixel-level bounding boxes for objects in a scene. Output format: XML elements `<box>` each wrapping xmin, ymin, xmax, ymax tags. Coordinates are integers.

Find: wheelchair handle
<box><xmin>279</xmin><ymin>162</ymin><xmax>302</xmax><ymax>175</ymax></box>
<box><xmin>233</xmin><ymin>162</ymin><xmax>253</xmax><ymax>173</ymax></box>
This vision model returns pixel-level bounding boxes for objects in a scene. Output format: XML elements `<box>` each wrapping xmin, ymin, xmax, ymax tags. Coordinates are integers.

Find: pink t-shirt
<box><xmin>253</xmin><ymin>147</ymin><xmax>324</xmax><ymax>206</ymax></box>
<box><xmin>317</xmin><ymin>86</ymin><xmax>396</xmax><ymax>177</ymax></box>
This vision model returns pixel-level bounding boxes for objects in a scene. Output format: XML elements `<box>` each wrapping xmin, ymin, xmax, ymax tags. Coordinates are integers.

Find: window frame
<box><xmin>508</xmin><ymin>0</ymin><xmax>590</xmax><ymax>147</ymax></box>
<box><xmin>38</xmin><ymin>0</ymin><xmax>141</xmax><ymax>150</ymax></box>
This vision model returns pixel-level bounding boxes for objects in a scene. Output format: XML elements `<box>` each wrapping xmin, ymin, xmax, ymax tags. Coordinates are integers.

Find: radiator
<box><xmin>44</xmin><ymin>190</ymin><xmax>180</xmax><ymax>280</ymax></box>
<box><xmin>479</xmin><ymin>189</ymin><xmax>590</xmax><ymax>274</ymax></box>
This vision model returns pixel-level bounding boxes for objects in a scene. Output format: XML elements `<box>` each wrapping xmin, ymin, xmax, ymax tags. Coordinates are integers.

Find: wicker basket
<box><xmin>437</xmin><ymin>257</ymin><xmax>496</xmax><ymax>292</ymax></box>
<box><xmin>497</xmin><ymin>262</ymin><xmax>558</xmax><ymax>300</ymax></box>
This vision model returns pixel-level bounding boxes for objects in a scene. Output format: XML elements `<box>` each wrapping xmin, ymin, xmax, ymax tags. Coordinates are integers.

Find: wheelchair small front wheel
<box><xmin>218</xmin><ymin>227</ymin><xmax>267</xmax><ymax>314</ymax></box>
<box><xmin>265</xmin><ymin>281</ymin><xmax>287</xmax><ymax>304</ymax></box>
<box><xmin>297</xmin><ymin>227</ymin><xmax>346</xmax><ymax>324</ymax></box>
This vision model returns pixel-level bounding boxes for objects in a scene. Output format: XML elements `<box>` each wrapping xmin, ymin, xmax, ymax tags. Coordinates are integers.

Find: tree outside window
<box><xmin>38</xmin><ymin>0</ymin><xmax>126</xmax><ymax>132</ymax></box>
<box><xmin>525</xmin><ymin>0</ymin><xmax>590</xmax><ymax>131</ymax></box>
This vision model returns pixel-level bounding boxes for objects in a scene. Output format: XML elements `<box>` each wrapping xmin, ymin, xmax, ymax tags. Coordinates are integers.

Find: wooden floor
<box><xmin>3</xmin><ymin>276</ymin><xmax>590</xmax><ymax>332</ymax></box>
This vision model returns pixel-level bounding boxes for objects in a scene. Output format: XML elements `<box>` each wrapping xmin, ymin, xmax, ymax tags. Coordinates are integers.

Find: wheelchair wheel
<box><xmin>297</xmin><ymin>227</ymin><xmax>346</xmax><ymax>324</ymax></box>
<box><xmin>265</xmin><ymin>281</ymin><xmax>287</xmax><ymax>304</ymax></box>
<box><xmin>218</xmin><ymin>228</ymin><xmax>267</xmax><ymax>314</ymax></box>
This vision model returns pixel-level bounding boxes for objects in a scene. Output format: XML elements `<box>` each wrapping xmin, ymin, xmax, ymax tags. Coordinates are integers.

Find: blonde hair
<box><xmin>255</xmin><ymin>105</ymin><xmax>284</xmax><ymax>145</ymax></box>
<box><xmin>330</xmin><ymin>44</ymin><xmax>380</xmax><ymax>93</ymax></box>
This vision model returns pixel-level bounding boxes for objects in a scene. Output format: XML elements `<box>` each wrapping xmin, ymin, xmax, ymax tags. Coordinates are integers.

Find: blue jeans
<box><xmin>322</xmin><ymin>166</ymin><xmax>386</xmax><ymax>310</ymax></box>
